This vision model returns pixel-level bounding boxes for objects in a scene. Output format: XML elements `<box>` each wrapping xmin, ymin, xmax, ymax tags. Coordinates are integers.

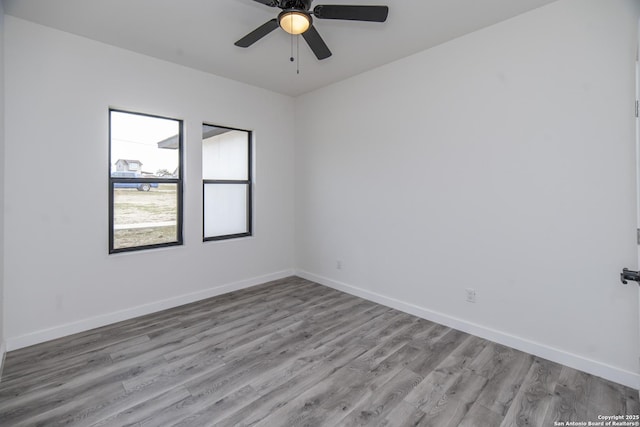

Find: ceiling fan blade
<box><xmin>302</xmin><ymin>25</ymin><xmax>332</xmax><ymax>60</ymax></box>
<box><xmin>252</xmin><ymin>0</ymin><xmax>279</xmax><ymax>6</ymax></box>
<box><xmin>313</xmin><ymin>5</ymin><xmax>389</xmax><ymax>22</ymax></box>
<box><xmin>234</xmin><ymin>19</ymin><xmax>280</xmax><ymax>48</ymax></box>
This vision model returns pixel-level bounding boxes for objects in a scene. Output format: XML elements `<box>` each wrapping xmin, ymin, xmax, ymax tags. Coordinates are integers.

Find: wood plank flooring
<box><xmin>0</xmin><ymin>276</ymin><xmax>637</xmax><ymax>426</ymax></box>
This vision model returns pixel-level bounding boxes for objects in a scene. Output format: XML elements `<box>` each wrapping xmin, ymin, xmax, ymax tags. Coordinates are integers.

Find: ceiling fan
<box><xmin>235</xmin><ymin>0</ymin><xmax>389</xmax><ymax>60</ymax></box>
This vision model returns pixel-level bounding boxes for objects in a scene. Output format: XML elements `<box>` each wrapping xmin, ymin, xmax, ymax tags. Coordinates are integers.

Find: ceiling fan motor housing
<box><xmin>279</xmin><ymin>0</ymin><xmax>312</xmax><ymax>10</ymax></box>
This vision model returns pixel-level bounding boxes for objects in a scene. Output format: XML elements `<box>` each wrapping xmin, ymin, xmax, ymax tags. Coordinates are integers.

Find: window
<box><xmin>202</xmin><ymin>124</ymin><xmax>252</xmax><ymax>241</ymax></box>
<box><xmin>109</xmin><ymin>109</ymin><xmax>183</xmax><ymax>253</ymax></box>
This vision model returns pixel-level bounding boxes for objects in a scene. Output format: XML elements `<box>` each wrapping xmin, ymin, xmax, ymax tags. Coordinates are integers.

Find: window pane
<box><xmin>202</xmin><ymin>126</ymin><xmax>248</xmax><ymax>180</ymax></box>
<box><xmin>113</xmin><ymin>183</ymin><xmax>179</xmax><ymax>250</ymax></box>
<box><xmin>204</xmin><ymin>184</ymin><xmax>248</xmax><ymax>238</ymax></box>
<box><xmin>111</xmin><ymin>111</ymin><xmax>180</xmax><ymax>178</ymax></box>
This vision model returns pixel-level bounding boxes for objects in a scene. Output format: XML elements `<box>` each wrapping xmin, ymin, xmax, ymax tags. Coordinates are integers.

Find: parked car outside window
<box><xmin>112</xmin><ymin>171</ymin><xmax>159</xmax><ymax>192</ymax></box>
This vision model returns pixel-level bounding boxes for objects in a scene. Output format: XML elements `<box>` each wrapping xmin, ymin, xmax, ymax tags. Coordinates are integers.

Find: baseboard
<box><xmin>6</xmin><ymin>269</ymin><xmax>295</xmax><ymax>352</ymax></box>
<box><xmin>0</xmin><ymin>341</ymin><xmax>6</xmax><ymax>382</ymax></box>
<box><xmin>296</xmin><ymin>270</ymin><xmax>640</xmax><ymax>390</ymax></box>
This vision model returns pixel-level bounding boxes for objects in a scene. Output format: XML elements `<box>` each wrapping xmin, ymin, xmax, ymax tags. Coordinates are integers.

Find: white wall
<box><xmin>295</xmin><ymin>0</ymin><xmax>640</xmax><ymax>387</ymax></box>
<box><xmin>3</xmin><ymin>16</ymin><xmax>295</xmax><ymax>348</ymax></box>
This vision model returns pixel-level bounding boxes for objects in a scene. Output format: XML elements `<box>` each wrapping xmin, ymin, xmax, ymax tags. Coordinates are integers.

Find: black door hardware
<box><xmin>620</xmin><ymin>268</ymin><xmax>640</xmax><ymax>285</ymax></box>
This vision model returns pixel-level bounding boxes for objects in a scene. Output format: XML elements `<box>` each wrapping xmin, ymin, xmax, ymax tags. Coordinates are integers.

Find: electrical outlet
<box><xmin>465</xmin><ymin>288</ymin><xmax>476</xmax><ymax>303</ymax></box>
<box><xmin>336</xmin><ymin>260</ymin><xmax>343</xmax><ymax>270</ymax></box>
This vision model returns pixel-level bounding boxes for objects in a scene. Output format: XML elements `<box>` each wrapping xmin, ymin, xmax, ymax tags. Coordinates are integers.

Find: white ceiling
<box><xmin>2</xmin><ymin>0</ymin><xmax>559</xmax><ymax>96</ymax></box>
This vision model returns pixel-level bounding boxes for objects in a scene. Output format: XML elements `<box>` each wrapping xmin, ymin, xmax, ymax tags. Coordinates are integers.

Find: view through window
<box><xmin>109</xmin><ymin>110</ymin><xmax>183</xmax><ymax>253</ymax></box>
<box><xmin>202</xmin><ymin>124</ymin><xmax>252</xmax><ymax>241</ymax></box>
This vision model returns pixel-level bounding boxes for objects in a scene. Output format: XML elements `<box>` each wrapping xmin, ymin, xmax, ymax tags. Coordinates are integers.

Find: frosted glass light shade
<box><xmin>279</xmin><ymin>11</ymin><xmax>311</xmax><ymax>35</ymax></box>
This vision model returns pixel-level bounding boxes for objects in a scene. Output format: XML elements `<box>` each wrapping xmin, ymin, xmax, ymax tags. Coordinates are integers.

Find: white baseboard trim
<box><xmin>6</xmin><ymin>269</ymin><xmax>295</xmax><ymax>352</ymax></box>
<box><xmin>296</xmin><ymin>270</ymin><xmax>640</xmax><ymax>390</ymax></box>
<box><xmin>0</xmin><ymin>341</ymin><xmax>6</xmax><ymax>382</ymax></box>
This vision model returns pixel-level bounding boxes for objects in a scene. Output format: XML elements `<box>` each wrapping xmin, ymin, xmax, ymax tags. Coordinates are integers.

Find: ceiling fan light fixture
<box><xmin>278</xmin><ymin>10</ymin><xmax>311</xmax><ymax>35</ymax></box>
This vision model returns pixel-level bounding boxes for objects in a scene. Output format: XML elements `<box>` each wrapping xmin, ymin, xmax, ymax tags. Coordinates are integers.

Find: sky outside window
<box><xmin>110</xmin><ymin>111</ymin><xmax>180</xmax><ymax>176</ymax></box>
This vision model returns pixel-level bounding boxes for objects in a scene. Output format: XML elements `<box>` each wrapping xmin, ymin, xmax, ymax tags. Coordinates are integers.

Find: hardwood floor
<box><xmin>0</xmin><ymin>276</ymin><xmax>637</xmax><ymax>426</ymax></box>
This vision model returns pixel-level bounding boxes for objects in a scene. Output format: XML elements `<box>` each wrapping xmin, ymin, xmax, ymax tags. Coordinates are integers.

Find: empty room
<box><xmin>1</xmin><ymin>0</ymin><xmax>640</xmax><ymax>425</ymax></box>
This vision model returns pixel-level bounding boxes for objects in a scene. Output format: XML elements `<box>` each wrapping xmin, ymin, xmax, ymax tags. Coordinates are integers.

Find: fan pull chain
<box><xmin>290</xmin><ymin>32</ymin><xmax>294</xmax><ymax>63</ymax></box>
<box><xmin>296</xmin><ymin>35</ymin><xmax>300</xmax><ymax>74</ymax></box>
<box><xmin>288</xmin><ymin>33</ymin><xmax>301</xmax><ymax>75</ymax></box>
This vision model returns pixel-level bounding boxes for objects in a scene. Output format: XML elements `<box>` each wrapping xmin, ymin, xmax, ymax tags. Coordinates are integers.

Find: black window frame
<box><xmin>202</xmin><ymin>123</ymin><xmax>253</xmax><ymax>242</ymax></box>
<box><xmin>109</xmin><ymin>108</ymin><xmax>184</xmax><ymax>254</ymax></box>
